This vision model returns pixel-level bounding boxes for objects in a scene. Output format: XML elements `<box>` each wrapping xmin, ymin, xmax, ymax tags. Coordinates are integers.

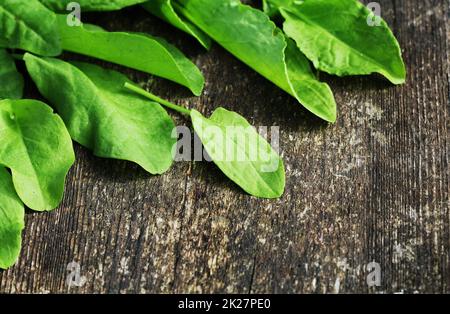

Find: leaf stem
<box><xmin>124</xmin><ymin>83</ymin><xmax>191</xmax><ymax>116</ymax></box>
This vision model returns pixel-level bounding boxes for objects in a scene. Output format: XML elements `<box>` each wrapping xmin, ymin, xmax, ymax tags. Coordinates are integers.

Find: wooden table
<box><xmin>1</xmin><ymin>0</ymin><xmax>448</xmax><ymax>293</ymax></box>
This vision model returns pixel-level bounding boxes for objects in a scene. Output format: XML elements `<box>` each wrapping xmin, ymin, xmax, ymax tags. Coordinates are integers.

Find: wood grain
<box><xmin>0</xmin><ymin>0</ymin><xmax>448</xmax><ymax>293</ymax></box>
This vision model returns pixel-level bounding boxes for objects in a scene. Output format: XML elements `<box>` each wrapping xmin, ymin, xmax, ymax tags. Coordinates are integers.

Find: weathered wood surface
<box><xmin>0</xmin><ymin>0</ymin><xmax>448</xmax><ymax>293</ymax></box>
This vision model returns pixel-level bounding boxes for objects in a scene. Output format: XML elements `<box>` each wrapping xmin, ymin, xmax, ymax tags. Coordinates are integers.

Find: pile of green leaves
<box><xmin>146</xmin><ymin>0</ymin><xmax>406</xmax><ymax>122</ymax></box>
<box><xmin>0</xmin><ymin>0</ymin><xmax>405</xmax><ymax>269</ymax></box>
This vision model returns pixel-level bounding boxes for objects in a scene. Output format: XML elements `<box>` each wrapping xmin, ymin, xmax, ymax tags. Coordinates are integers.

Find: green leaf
<box><xmin>123</xmin><ymin>83</ymin><xmax>285</xmax><ymax>198</ymax></box>
<box><xmin>143</xmin><ymin>0</ymin><xmax>212</xmax><ymax>49</ymax></box>
<box><xmin>24</xmin><ymin>54</ymin><xmax>176</xmax><ymax>175</ymax></box>
<box><xmin>0</xmin><ymin>99</ymin><xmax>75</xmax><ymax>211</ymax></box>
<box><xmin>0</xmin><ymin>0</ymin><xmax>61</xmax><ymax>56</ymax></box>
<box><xmin>262</xmin><ymin>0</ymin><xmax>298</xmax><ymax>18</ymax></box>
<box><xmin>40</xmin><ymin>0</ymin><xmax>148</xmax><ymax>11</ymax></box>
<box><xmin>0</xmin><ymin>166</ymin><xmax>25</xmax><ymax>270</ymax></box>
<box><xmin>280</xmin><ymin>0</ymin><xmax>406</xmax><ymax>84</ymax></box>
<box><xmin>56</xmin><ymin>15</ymin><xmax>204</xmax><ymax>96</ymax></box>
<box><xmin>0</xmin><ymin>49</ymin><xmax>24</xmax><ymax>99</ymax></box>
<box><xmin>173</xmin><ymin>0</ymin><xmax>336</xmax><ymax>122</ymax></box>
<box><xmin>191</xmin><ymin>108</ymin><xmax>285</xmax><ymax>198</ymax></box>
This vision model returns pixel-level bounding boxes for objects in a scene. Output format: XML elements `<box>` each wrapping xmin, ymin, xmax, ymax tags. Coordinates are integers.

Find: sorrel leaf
<box><xmin>40</xmin><ymin>0</ymin><xmax>148</xmax><ymax>11</ymax></box>
<box><xmin>0</xmin><ymin>99</ymin><xmax>75</xmax><ymax>211</ymax></box>
<box><xmin>280</xmin><ymin>0</ymin><xmax>406</xmax><ymax>84</ymax></box>
<box><xmin>172</xmin><ymin>0</ymin><xmax>336</xmax><ymax>122</ymax></box>
<box><xmin>143</xmin><ymin>0</ymin><xmax>212</xmax><ymax>49</ymax></box>
<box><xmin>0</xmin><ymin>166</ymin><xmax>25</xmax><ymax>270</ymax></box>
<box><xmin>0</xmin><ymin>49</ymin><xmax>24</xmax><ymax>99</ymax></box>
<box><xmin>0</xmin><ymin>0</ymin><xmax>61</xmax><ymax>56</ymax></box>
<box><xmin>262</xmin><ymin>0</ymin><xmax>296</xmax><ymax>18</ymax></box>
<box><xmin>191</xmin><ymin>108</ymin><xmax>285</xmax><ymax>198</ymax></box>
<box><xmin>56</xmin><ymin>15</ymin><xmax>204</xmax><ymax>96</ymax></box>
<box><xmin>24</xmin><ymin>54</ymin><xmax>176</xmax><ymax>174</ymax></box>
<box><xmin>124</xmin><ymin>83</ymin><xmax>286</xmax><ymax>198</ymax></box>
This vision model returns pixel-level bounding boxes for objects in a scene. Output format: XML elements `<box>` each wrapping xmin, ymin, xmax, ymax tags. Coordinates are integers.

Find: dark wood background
<box><xmin>1</xmin><ymin>0</ymin><xmax>448</xmax><ymax>293</ymax></box>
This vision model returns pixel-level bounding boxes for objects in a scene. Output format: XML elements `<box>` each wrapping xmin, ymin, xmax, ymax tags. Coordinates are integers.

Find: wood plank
<box><xmin>0</xmin><ymin>0</ymin><xmax>448</xmax><ymax>293</ymax></box>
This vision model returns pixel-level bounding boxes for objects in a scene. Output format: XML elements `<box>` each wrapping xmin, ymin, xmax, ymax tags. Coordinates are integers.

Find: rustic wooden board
<box><xmin>0</xmin><ymin>0</ymin><xmax>448</xmax><ymax>293</ymax></box>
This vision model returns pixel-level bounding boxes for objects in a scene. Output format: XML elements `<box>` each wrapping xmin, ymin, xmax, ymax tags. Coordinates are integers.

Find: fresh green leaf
<box><xmin>0</xmin><ymin>0</ymin><xmax>61</xmax><ymax>56</ymax></box>
<box><xmin>124</xmin><ymin>84</ymin><xmax>285</xmax><ymax>198</ymax></box>
<box><xmin>40</xmin><ymin>0</ymin><xmax>148</xmax><ymax>11</ymax></box>
<box><xmin>56</xmin><ymin>15</ymin><xmax>204</xmax><ymax>96</ymax></box>
<box><xmin>0</xmin><ymin>99</ymin><xmax>75</xmax><ymax>211</ymax></box>
<box><xmin>0</xmin><ymin>49</ymin><xmax>24</xmax><ymax>99</ymax></box>
<box><xmin>0</xmin><ymin>166</ymin><xmax>25</xmax><ymax>270</ymax></box>
<box><xmin>24</xmin><ymin>54</ymin><xmax>176</xmax><ymax>174</ymax></box>
<box><xmin>173</xmin><ymin>0</ymin><xmax>336</xmax><ymax>122</ymax></box>
<box><xmin>191</xmin><ymin>108</ymin><xmax>285</xmax><ymax>198</ymax></box>
<box><xmin>262</xmin><ymin>0</ymin><xmax>298</xmax><ymax>18</ymax></box>
<box><xmin>143</xmin><ymin>0</ymin><xmax>212</xmax><ymax>49</ymax></box>
<box><xmin>280</xmin><ymin>0</ymin><xmax>406</xmax><ymax>84</ymax></box>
